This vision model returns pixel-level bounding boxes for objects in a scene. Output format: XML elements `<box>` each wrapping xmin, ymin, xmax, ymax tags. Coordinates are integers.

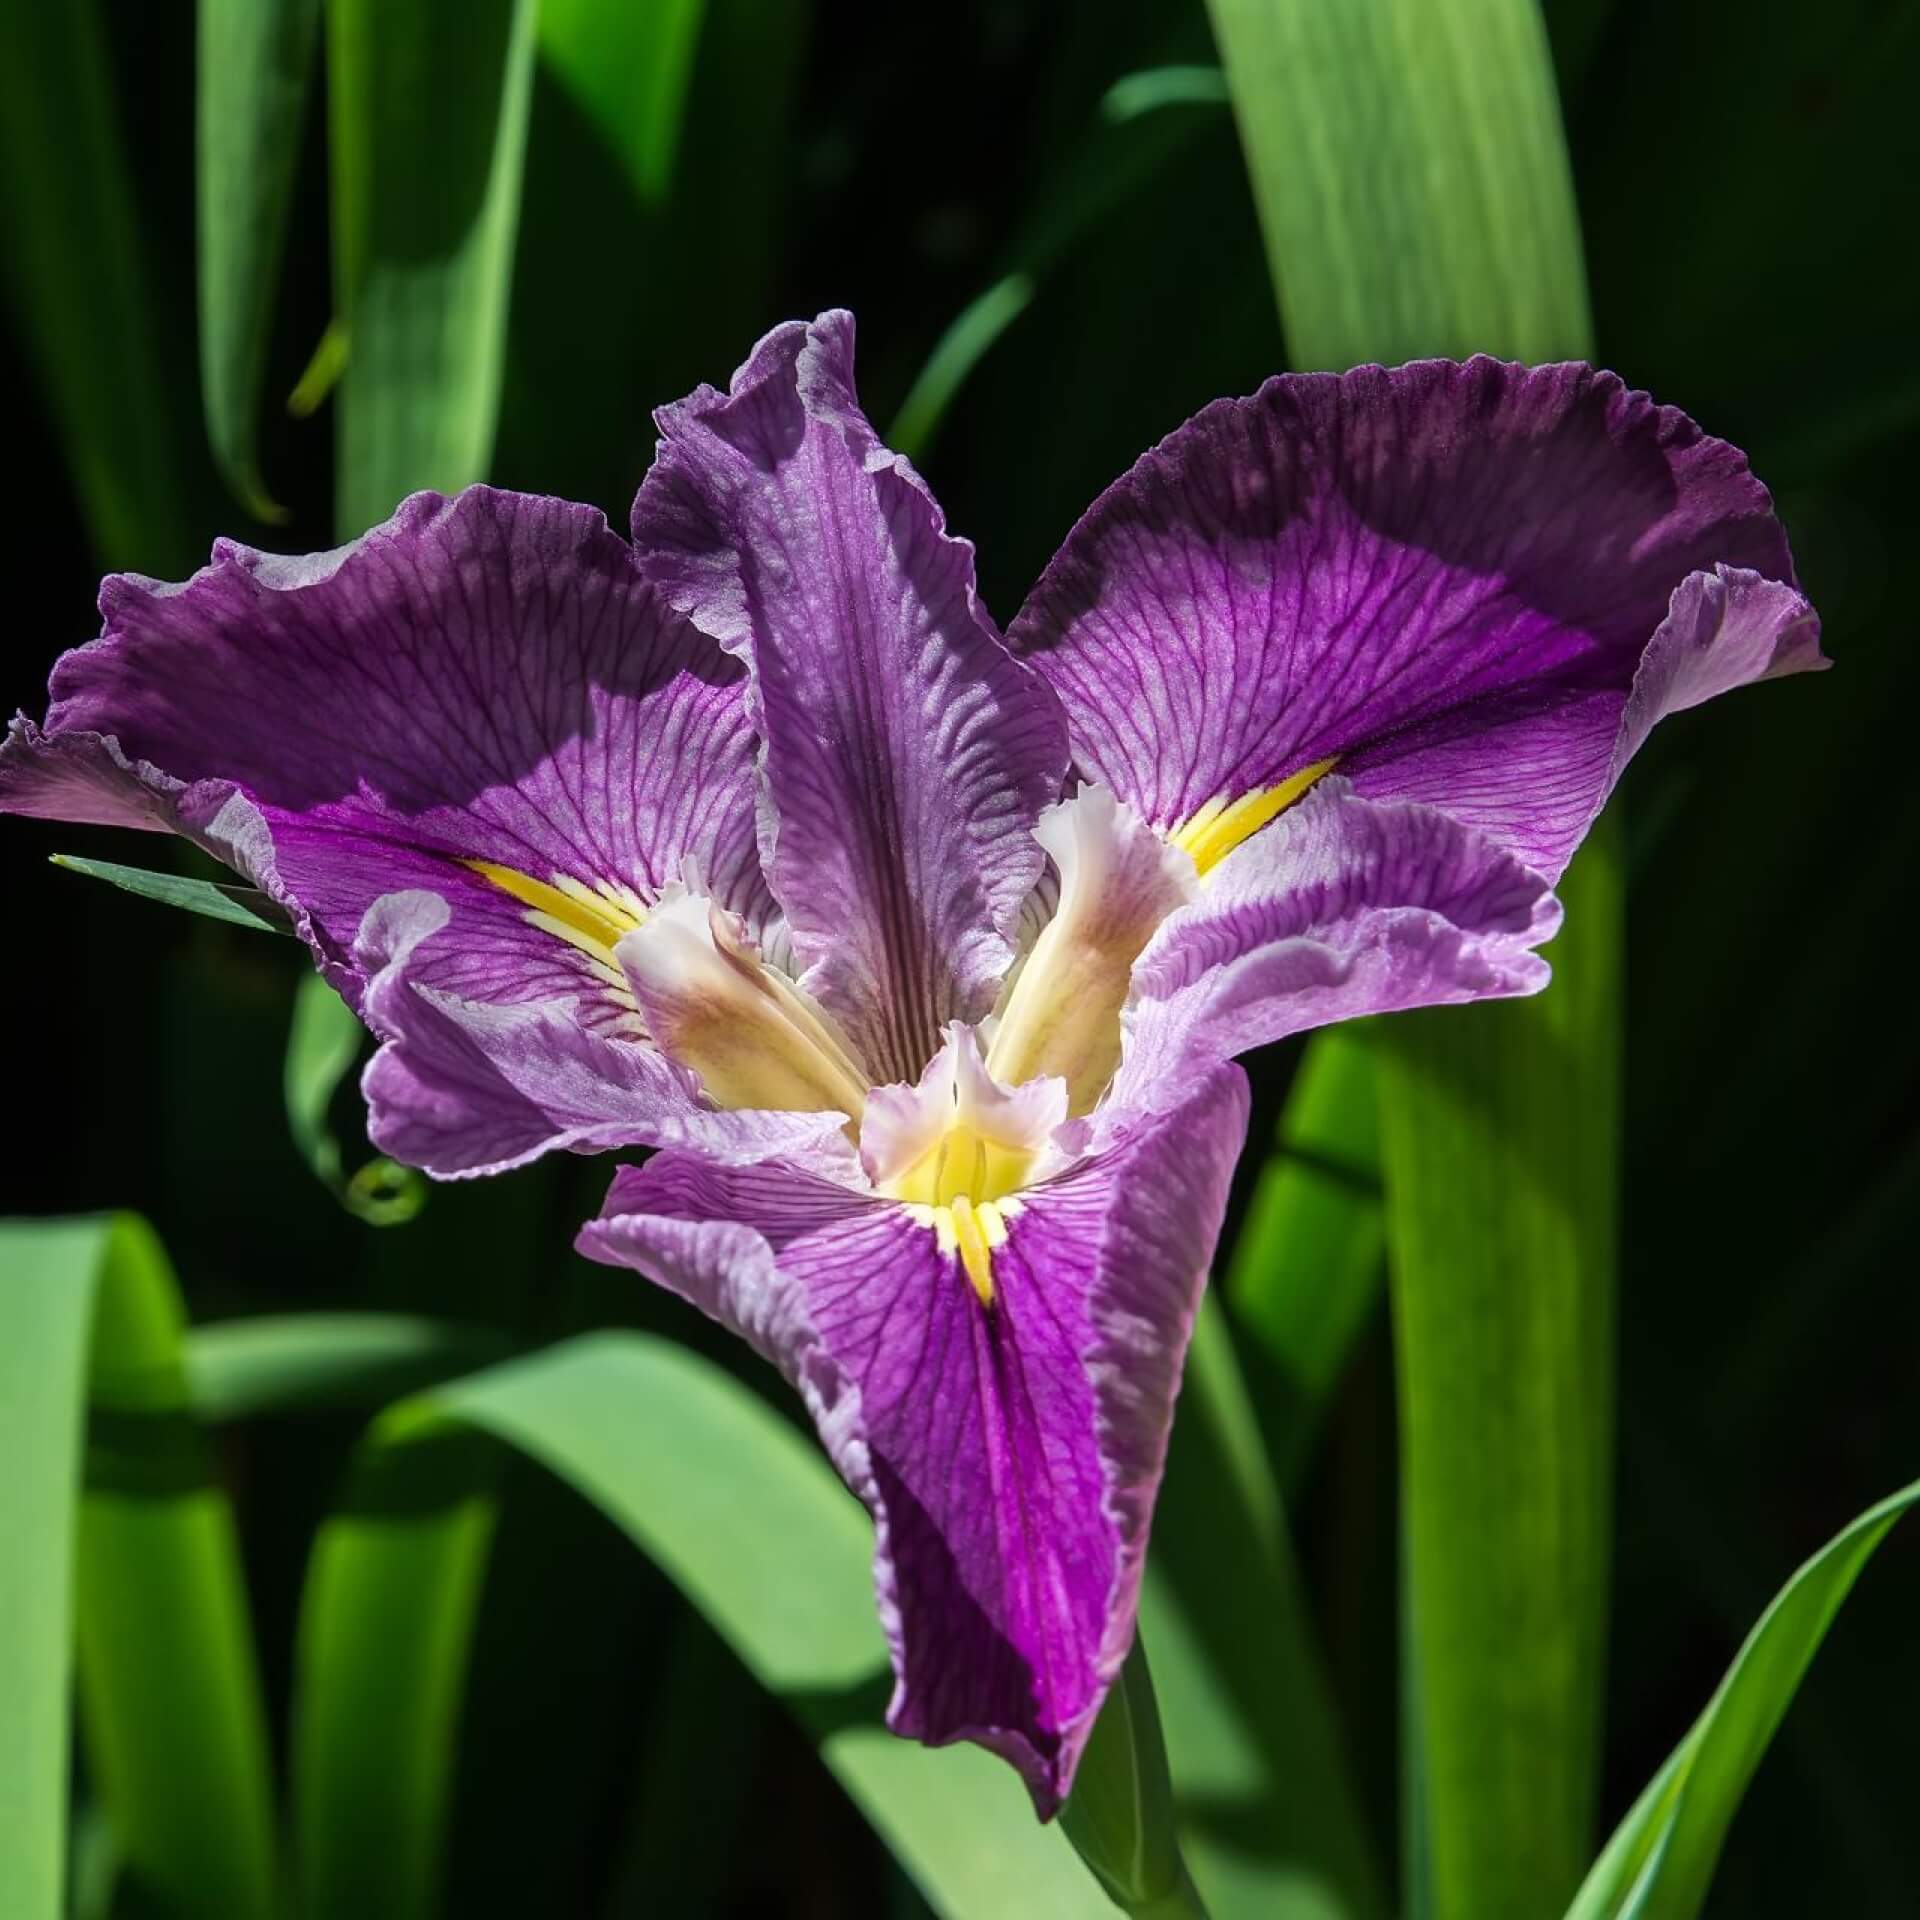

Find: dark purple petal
<box><xmin>357</xmin><ymin>892</ymin><xmax>852</xmax><ymax>1178</ymax></box>
<box><xmin>1112</xmin><ymin>779</ymin><xmax>1560</xmax><ymax>1111</ymax></box>
<box><xmin>577</xmin><ymin>1064</ymin><xmax>1249</xmax><ymax>1815</ymax></box>
<box><xmin>4</xmin><ymin>488</ymin><xmax>769</xmax><ymax>1021</ymax></box>
<box><xmin>630</xmin><ymin>311</ymin><xmax>1069</xmax><ymax>1084</ymax></box>
<box><xmin>1010</xmin><ymin>357</ymin><xmax>1825</xmax><ymax>879</ymax></box>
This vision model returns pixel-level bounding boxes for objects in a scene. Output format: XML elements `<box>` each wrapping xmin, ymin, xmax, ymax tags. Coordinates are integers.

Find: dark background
<box><xmin>2</xmin><ymin>1</ymin><xmax>1914</xmax><ymax>1912</ymax></box>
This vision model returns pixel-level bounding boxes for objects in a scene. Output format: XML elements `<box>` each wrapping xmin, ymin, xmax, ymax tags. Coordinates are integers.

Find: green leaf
<box><xmin>292</xmin><ymin>1333</ymin><xmax>1115</xmax><ymax>1918</ymax></box>
<box><xmin>538</xmin><ymin>0</ymin><xmax>708</xmax><ymax>206</ymax></box>
<box><xmin>1207</xmin><ymin>4</ymin><xmax>1613</xmax><ymax>1914</ymax></box>
<box><xmin>1061</xmin><ymin>1642</ymin><xmax>1211</xmax><ymax>1920</ymax></box>
<box><xmin>0</xmin><ymin>1215</ymin><xmax>275</xmax><ymax>1920</ymax></box>
<box><xmin>1</xmin><ymin>1224</ymin><xmax>96</xmax><ymax>1920</ymax></box>
<box><xmin>196</xmin><ymin>0</ymin><xmax>322</xmax><ymax>520</ymax></box>
<box><xmin>1146</xmin><ymin>1299</ymin><xmax>1387</xmax><ymax>1919</ymax></box>
<box><xmin>284</xmin><ymin>972</ymin><xmax>426</xmax><ymax>1224</ymax></box>
<box><xmin>284</xmin><ymin>970</ymin><xmax>364</xmax><ymax>1194</ymax></box>
<box><xmin>186</xmin><ymin>1312</ymin><xmax>515</xmax><ymax>1420</ymax></box>
<box><xmin>1205</xmin><ymin>0</ymin><xmax>1590</xmax><ymax>365</ymax></box>
<box><xmin>51</xmin><ymin>853</ymin><xmax>292</xmax><ymax>936</ymax></box>
<box><xmin>889</xmin><ymin>274</ymin><xmax>1035</xmax><ymax>464</ymax></box>
<box><xmin>1379</xmin><ymin>832</ymin><xmax>1622</xmax><ymax>1920</ymax></box>
<box><xmin>328</xmin><ymin>0</ymin><xmax>539</xmax><ymax>534</ymax></box>
<box><xmin>1102</xmin><ymin>66</ymin><xmax>1231</xmax><ymax>123</ymax></box>
<box><xmin>1565</xmin><ymin>1477</ymin><xmax>1920</xmax><ymax>1920</ymax></box>
<box><xmin>1224</xmin><ymin>1028</ymin><xmax>1384</xmax><ymax>1490</ymax></box>
<box><xmin>0</xmin><ymin>4</ymin><xmax>193</xmax><ymax>570</ymax></box>
<box><xmin>890</xmin><ymin>46</ymin><xmax>1228</xmax><ymax>464</ymax></box>
<box><xmin>294</xmin><ymin>1419</ymin><xmax>500</xmax><ymax>1920</ymax></box>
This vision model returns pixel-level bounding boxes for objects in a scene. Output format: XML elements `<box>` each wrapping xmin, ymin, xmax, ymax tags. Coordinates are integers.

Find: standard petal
<box><xmin>3</xmin><ymin>487</ymin><xmax>769</xmax><ymax>1020</ymax></box>
<box><xmin>357</xmin><ymin>892</ymin><xmax>851</xmax><ymax>1179</ymax></box>
<box><xmin>630</xmin><ymin>310</ymin><xmax>1069</xmax><ymax>1083</ymax></box>
<box><xmin>1111</xmin><ymin>779</ymin><xmax>1560</xmax><ymax>1111</ymax></box>
<box><xmin>577</xmin><ymin>1064</ymin><xmax>1249</xmax><ymax>1815</ymax></box>
<box><xmin>1009</xmin><ymin>357</ymin><xmax>1826</xmax><ymax>879</ymax></box>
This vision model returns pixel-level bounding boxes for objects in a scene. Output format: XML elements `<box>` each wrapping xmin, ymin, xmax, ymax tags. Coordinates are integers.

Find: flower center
<box><xmin>862</xmin><ymin>1027</ymin><xmax>1065</xmax><ymax>1308</ymax></box>
<box><xmin>881</xmin><ymin>1116</ymin><xmax>1037</xmax><ymax>1209</ymax></box>
<box><xmin>878</xmin><ymin>1117</ymin><xmax>1036</xmax><ymax>1310</ymax></box>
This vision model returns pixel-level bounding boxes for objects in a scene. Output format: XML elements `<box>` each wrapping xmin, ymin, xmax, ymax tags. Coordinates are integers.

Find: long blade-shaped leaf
<box><xmin>51</xmin><ymin>853</ymin><xmax>292</xmax><ymax>936</ymax></box>
<box><xmin>1207</xmin><ymin>4</ymin><xmax>1614</xmax><ymax>1916</ymax></box>
<box><xmin>187</xmin><ymin>1313</ymin><xmax>514</xmax><ymax>1420</ymax></box>
<box><xmin>1566</xmin><ymin>1478</ymin><xmax>1920</xmax><ymax>1920</ymax></box>
<box><xmin>537</xmin><ymin>0</ymin><xmax>708</xmax><ymax>206</ymax></box>
<box><xmin>890</xmin><ymin>273</ymin><xmax>1035</xmax><ymax>464</ymax></box>
<box><xmin>1</xmin><ymin>1224</ymin><xmax>98</xmax><ymax>1920</ymax></box>
<box><xmin>294</xmin><ymin>1420</ymin><xmax>500</xmax><ymax>1920</ymax></box>
<box><xmin>1380</xmin><ymin>828</ymin><xmax>1621</xmax><ymax>1920</ymax></box>
<box><xmin>293</xmin><ymin>1332</ymin><xmax>1115</xmax><ymax>1919</ymax></box>
<box><xmin>889</xmin><ymin>48</ymin><xmax>1228</xmax><ymax>464</ymax></box>
<box><xmin>1207</xmin><ymin>0</ymin><xmax>1589</xmax><ymax>365</ymax></box>
<box><xmin>197</xmin><ymin>0</ymin><xmax>321</xmax><ymax>520</ymax></box>
<box><xmin>328</xmin><ymin>0</ymin><xmax>538</xmax><ymax>534</ymax></box>
<box><xmin>0</xmin><ymin>1215</ymin><xmax>275</xmax><ymax>1920</ymax></box>
<box><xmin>1145</xmin><ymin>1300</ymin><xmax>1386</xmax><ymax>1919</ymax></box>
<box><xmin>0</xmin><ymin>4</ymin><xmax>192</xmax><ymax>570</ymax></box>
<box><xmin>1224</xmin><ymin>1028</ymin><xmax>1384</xmax><ymax>1491</ymax></box>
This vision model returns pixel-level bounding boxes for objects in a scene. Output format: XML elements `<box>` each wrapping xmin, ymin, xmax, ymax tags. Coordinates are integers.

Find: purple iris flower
<box><xmin>0</xmin><ymin>312</ymin><xmax>1823</xmax><ymax>1814</ymax></box>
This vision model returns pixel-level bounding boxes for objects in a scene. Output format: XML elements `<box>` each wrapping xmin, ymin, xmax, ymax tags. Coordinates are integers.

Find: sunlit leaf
<box><xmin>328</xmin><ymin>0</ymin><xmax>539</xmax><ymax>534</ymax></box>
<box><xmin>1381</xmin><ymin>824</ymin><xmax>1622</xmax><ymax>1920</ymax></box>
<box><xmin>196</xmin><ymin>0</ymin><xmax>322</xmax><ymax>520</ymax></box>
<box><xmin>294</xmin><ymin>1418</ymin><xmax>499</xmax><ymax>1920</ymax></box>
<box><xmin>1565</xmin><ymin>1478</ymin><xmax>1920</xmax><ymax>1920</ymax></box>
<box><xmin>0</xmin><ymin>1215</ymin><xmax>275</xmax><ymax>1920</ymax></box>
<box><xmin>1206</xmin><ymin>0</ymin><xmax>1589</xmax><ymax>363</ymax></box>
<box><xmin>186</xmin><ymin>1312</ymin><xmax>514</xmax><ymax>1420</ymax></box>
<box><xmin>291</xmin><ymin>1333</ymin><xmax>1116</xmax><ymax>1918</ymax></box>
<box><xmin>1207</xmin><ymin>3</ymin><xmax>1614</xmax><ymax>1916</ymax></box>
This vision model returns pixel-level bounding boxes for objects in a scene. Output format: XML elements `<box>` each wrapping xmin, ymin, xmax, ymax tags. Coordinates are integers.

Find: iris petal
<box><xmin>1114</xmin><ymin>778</ymin><xmax>1561</xmax><ymax>1114</ymax></box>
<box><xmin>578</xmin><ymin>1058</ymin><xmax>1248</xmax><ymax>1817</ymax></box>
<box><xmin>1010</xmin><ymin>357</ymin><xmax>1823</xmax><ymax>881</ymax></box>
<box><xmin>631</xmin><ymin>311</ymin><xmax>1070</xmax><ymax>1083</ymax></box>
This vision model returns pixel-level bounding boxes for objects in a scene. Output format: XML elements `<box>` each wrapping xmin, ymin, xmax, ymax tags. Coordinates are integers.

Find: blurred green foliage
<box><xmin>1</xmin><ymin>2</ymin><xmax>1915</xmax><ymax>1916</ymax></box>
